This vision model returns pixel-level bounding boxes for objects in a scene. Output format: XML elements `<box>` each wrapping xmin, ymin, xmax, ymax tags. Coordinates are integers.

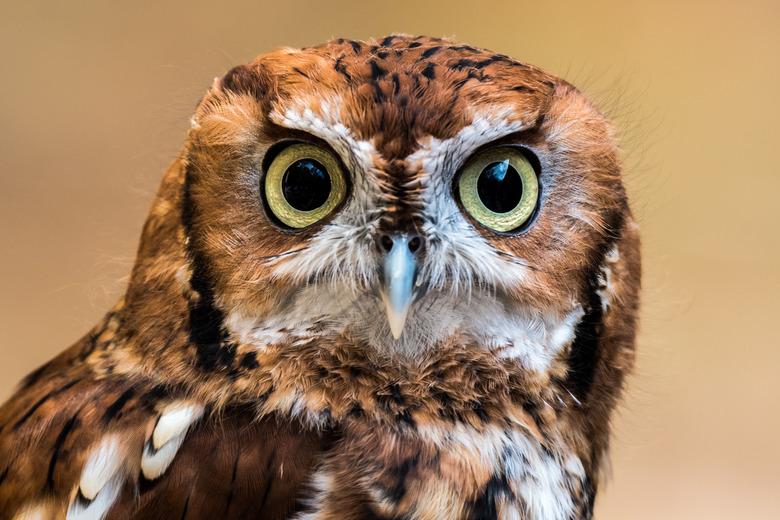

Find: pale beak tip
<box><xmin>386</xmin><ymin>307</ymin><xmax>408</xmax><ymax>339</ymax></box>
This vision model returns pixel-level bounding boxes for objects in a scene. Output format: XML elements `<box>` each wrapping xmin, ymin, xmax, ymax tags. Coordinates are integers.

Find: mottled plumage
<box><xmin>0</xmin><ymin>35</ymin><xmax>640</xmax><ymax>519</ymax></box>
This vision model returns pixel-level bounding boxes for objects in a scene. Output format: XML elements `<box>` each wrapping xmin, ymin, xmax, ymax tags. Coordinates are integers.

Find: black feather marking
<box><xmin>453</xmin><ymin>59</ymin><xmax>478</xmax><ymax>70</ymax></box>
<box><xmin>472</xmin><ymin>401</ymin><xmax>490</xmax><ymax>424</ymax></box>
<box><xmin>348</xmin><ymin>403</ymin><xmax>364</xmax><ymax>418</ymax></box>
<box><xmin>565</xmin><ymin>211</ymin><xmax>625</xmax><ymax>398</ymax></box>
<box><xmin>47</xmin><ymin>411</ymin><xmax>81</xmax><ymax>489</ymax></box>
<box><xmin>224</xmin><ymin>446</ymin><xmax>242</xmax><ymax>514</ymax></box>
<box><xmin>138</xmin><ymin>472</ymin><xmax>161</xmax><ymax>497</ymax></box>
<box><xmin>13</xmin><ymin>378</ymin><xmax>81</xmax><ymax>431</ymax></box>
<box><xmin>451</xmin><ymin>44</ymin><xmax>480</xmax><ymax>53</ymax></box>
<box><xmin>258</xmin><ymin>446</ymin><xmax>277</xmax><ymax>510</ymax></box>
<box><xmin>180</xmin><ymin>491</ymin><xmax>191</xmax><ymax>520</ymax></box>
<box><xmin>395</xmin><ymin>409</ymin><xmax>416</xmax><ymax>427</ymax></box>
<box><xmin>421</xmin><ymin>46</ymin><xmax>442</xmax><ymax>59</ymax></box>
<box><xmin>474</xmin><ymin>57</ymin><xmax>497</xmax><ymax>69</ymax></box>
<box><xmin>12</xmin><ymin>392</ymin><xmax>56</xmax><ymax>431</ymax></box>
<box><xmin>371</xmin><ymin>80</ymin><xmax>385</xmax><ymax>102</ymax></box>
<box><xmin>421</xmin><ymin>62</ymin><xmax>436</xmax><ymax>80</ymax></box>
<box><xmin>389</xmin><ymin>383</ymin><xmax>404</xmax><ymax>403</ymax></box>
<box><xmin>391</xmin><ymin>73</ymin><xmax>401</xmax><ymax>94</ymax></box>
<box><xmin>292</xmin><ymin>67</ymin><xmax>310</xmax><ymax>79</ymax></box>
<box><xmin>73</xmin><ymin>487</ymin><xmax>93</xmax><ymax>508</ymax></box>
<box><xmin>469</xmin><ymin>473</ymin><xmax>511</xmax><ymax>520</ymax></box>
<box><xmin>580</xmin><ymin>476</ymin><xmax>596</xmax><ymax>519</ymax></box>
<box><xmin>0</xmin><ymin>466</ymin><xmax>9</xmax><ymax>487</ymax></box>
<box><xmin>347</xmin><ymin>40</ymin><xmax>362</xmax><ymax>54</ymax></box>
<box><xmin>239</xmin><ymin>352</ymin><xmax>259</xmax><ymax>370</ymax></box>
<box><xmin>334</xmin><ymin>56</ymin><xmax>352</xmax><ymax>82</ymax></box>
<box><xmin>140</xmin><ymin>385</ymin><xmax>169</xmax><ymax>409</ymax></box>
<box><xmin>369</xmin><ymin>60</ymin><xmax>387</xmax><ymax>80</ymax></box>
<box><xmin>566</xmin><ymin>278</ymin><xmax>604</xmax><ymax>398</ymax></box>
<box><xmin>182</xmin><ymin>164</ymin><xmax>238</xmax><ymax>372</ymax></box>
<box><xmin>521</xmin><ymin>400</ymin><xmax>544</xmax><ymax>432</ymax></box>
<box><xmin>541</xmin><ymin>444</ymin><xmax>554</xmax><ymax>459</ymax></box>
<box><xmin>380</xmin><ymin>35</ymin><xmax>397</xmax><ymax>47</ymax></box>
<box><xmin>102</xmin><ymin>387</ymin><xmax>136</xmax><ymax>423</ymax></box>
<box><xmin>384</xmin><ymin>454</ymin><xmax>418</xmax><ymax>504</ymax></box>
<box><xmin>452</xmin><ymin>76</ymin><xmax>473</xmax><ymax>91</ymax></box>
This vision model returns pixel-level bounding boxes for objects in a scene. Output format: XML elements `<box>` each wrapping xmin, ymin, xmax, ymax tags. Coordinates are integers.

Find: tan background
<box><xmin>1</xmin><ymin>0</ymin><xmax>778</xmax><ymax>518</ymax></box>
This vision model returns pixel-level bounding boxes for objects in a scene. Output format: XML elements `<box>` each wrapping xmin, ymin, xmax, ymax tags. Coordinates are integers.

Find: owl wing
<box><xmin>0</xmin><ymin>339</ymin><xmax>333</xmax><ymax>520</ymax></box>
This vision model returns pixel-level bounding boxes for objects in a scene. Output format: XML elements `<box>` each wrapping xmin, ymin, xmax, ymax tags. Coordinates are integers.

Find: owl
<box><xmin>0</xmin><ymin>36</ymin><xmax>640</xmax><ymax>520</ymax></box>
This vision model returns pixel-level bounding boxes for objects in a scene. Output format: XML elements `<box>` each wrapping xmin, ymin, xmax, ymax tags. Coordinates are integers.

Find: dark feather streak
<box><xmin>102</xmin><ymin>387</ymin><xmax>136</xmax><ymax>423</ymax></box>
<box><xmin>47</xmin><ymin>410</ymin><xmax>81</xmax><ymax>489</ymax></box>
<box><xmin>13</xmin><ymin>378</ymin><xmax>80</xmax><ymax>431</ymax></box>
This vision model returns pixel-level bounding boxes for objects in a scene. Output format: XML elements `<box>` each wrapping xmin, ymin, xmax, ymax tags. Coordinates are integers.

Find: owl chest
<box><xmin>299</xmin><ymin>422</ymin><xmax>590</xmax><ymax>520</ymax></box>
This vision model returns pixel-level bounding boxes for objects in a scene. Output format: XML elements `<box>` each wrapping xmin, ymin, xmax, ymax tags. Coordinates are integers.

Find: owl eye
<box><xmin>264</xmin><ymin>143</ymin><xmax>347</xmax><ymax>228</ymax></box>
<box><xmin>457</xmin><ymin>147</ymin><xmax>539</xmax><ymax>233</ymax></box>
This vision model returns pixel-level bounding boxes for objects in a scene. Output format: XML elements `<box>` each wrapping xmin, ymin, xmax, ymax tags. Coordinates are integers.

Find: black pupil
<box><xmin>282</xmin><ymin>159</ymin><xmax>331</xmax><ymax>211</ymax></box>
<box><xmin>477</xmin><ymin>160</ymin><xmax>523</xmax><ymax>213</ymax></box>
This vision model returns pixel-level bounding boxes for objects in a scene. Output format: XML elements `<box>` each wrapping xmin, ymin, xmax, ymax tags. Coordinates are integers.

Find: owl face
<box><xmin>183</xmin><ymin>36</ymin><xmax>627</xmax><ymax>375</ymax></box>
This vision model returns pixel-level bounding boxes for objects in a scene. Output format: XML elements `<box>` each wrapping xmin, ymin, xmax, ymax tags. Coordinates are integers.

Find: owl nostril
<box><xmin>408</xmin><ymin>236</ymin><xmax>423</xmax><ymax>254</ymax></box>
<box><xmin>376</xmin><ymin>233</ymin><xmax>424</xmax><ymax>255</ymax></box>
<box><xmin>378</xmin><ymin>234</ymin><xmax>395</xmax><ymax>253</ymax></box>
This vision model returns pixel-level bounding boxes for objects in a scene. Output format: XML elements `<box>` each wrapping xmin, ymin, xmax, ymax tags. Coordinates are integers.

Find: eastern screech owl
<box><xmin>0</xmin><ymin>35</ymin><xmax>640</xmax><ymax>520</ymax></box>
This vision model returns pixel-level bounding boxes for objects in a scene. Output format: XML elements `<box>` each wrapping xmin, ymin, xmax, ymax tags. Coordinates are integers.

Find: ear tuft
<box><xmin>216</xmin><ymin>64</ymin><xmax>269</xmax><ymax>99</ymax></box>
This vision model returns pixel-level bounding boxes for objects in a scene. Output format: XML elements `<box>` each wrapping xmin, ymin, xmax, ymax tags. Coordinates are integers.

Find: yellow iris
<box><xmin>457</xmin><ymin>147</ymin><xmax>539</xmax><ymax>232</ymax></box>
<box><xmin>264</xmin><ymin>143</ymin><xmax>347</xmax><ymax>228</ymax></box>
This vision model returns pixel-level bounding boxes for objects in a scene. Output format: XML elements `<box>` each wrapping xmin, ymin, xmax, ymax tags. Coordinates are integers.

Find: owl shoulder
<box><xmin>0</xmin><ymin>333</ymin><xmax>333</xmax><ymax>518</ymax></box>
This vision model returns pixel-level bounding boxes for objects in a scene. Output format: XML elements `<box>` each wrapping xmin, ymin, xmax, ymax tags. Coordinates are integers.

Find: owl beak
<box><xmin>379</xmin><ymin>234</ymin><xmax>421</xmax><ymax>339</ymax></box>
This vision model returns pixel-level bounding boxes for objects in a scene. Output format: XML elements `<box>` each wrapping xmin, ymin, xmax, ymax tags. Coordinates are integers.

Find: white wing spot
<box><xmin>66</xmin><ymin>434</ymin><xmax>131</xmax><ymax>520</ymax></box>
<box><xmin>141</xmin><ymin>401</ymin><xmax>204</xmax><ymax>479</ymax></box>
<box><xmin>67</xmin><ymin>473</ymin><xmax>123</xmax><ymax>520</ymax></box>
<box><xmin>78</xmin><ymin>435</ymin><xmax>124</xmax><ymax>500</ymax></box>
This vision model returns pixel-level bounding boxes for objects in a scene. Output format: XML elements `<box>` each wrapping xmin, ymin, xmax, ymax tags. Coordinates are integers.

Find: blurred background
<box><xmin>1</xmin><ymin>0</ymin><xmax>777</xmax><ymax>518</ymax></box>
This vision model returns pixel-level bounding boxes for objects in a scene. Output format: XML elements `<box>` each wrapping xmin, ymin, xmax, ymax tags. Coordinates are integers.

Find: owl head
<box><xmin>152</xmin><ymin>35</ymin><xmax>634</xmax><ymax>376</ymax></box>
